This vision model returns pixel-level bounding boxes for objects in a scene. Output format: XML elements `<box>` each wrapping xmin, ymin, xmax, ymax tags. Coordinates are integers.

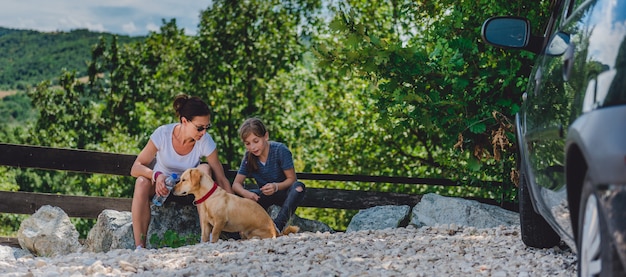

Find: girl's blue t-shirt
<box><xmin>237</xmin><ymin>141</ymin><xmax>294</xmax><ymax>186</ymax></box>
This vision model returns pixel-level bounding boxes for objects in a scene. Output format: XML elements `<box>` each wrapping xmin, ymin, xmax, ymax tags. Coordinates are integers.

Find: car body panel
<box><xmin>566</xmin><ymin>105</ymin><xmax>626</xmax><ymax>262</ymax></box>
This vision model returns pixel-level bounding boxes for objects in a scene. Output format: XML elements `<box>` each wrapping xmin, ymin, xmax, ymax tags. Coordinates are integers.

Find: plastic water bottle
<box><xmin>152</xmin><ymin>173</ymin><xmax>179</xmax><ymax>206</ymax></box>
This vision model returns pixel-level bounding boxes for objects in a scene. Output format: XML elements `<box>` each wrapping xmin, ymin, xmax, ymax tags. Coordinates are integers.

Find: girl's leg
<box><xmin>273</xmin><ymin>181</ymin><xmax>306</xmax><ymax>232</ymax></box>
<box><xmin>131</xmin><ymin>176</ymin><xmax>154</xmax><ymax>248</ymax></box>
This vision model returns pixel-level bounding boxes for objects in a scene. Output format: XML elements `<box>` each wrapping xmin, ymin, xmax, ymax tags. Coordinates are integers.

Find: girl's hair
<box><xmin>173</xmin><ymin>94</ymin><xmax>211</xmax><ymax>121</ymax></box>
<box><xmin>238</xmin><ymin>117</ymin><xmax>267</xmax><ymax>172</ymax></box>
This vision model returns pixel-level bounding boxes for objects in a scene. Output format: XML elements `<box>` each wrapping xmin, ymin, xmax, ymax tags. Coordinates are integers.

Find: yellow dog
<box><xmin>172</xmin><ymin>168</ymin><xmax>299</xmax><ymax>243</ymax></box>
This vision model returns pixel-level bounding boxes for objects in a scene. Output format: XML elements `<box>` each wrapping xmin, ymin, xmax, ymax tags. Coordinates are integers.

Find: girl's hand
<box><xmin>245</xmin><ymin>190</ymin><xmax>260</xmax><ymax>201</ymax></box>
<box><xmin>261</xmin><ymin>183</ymin><xmax>278</xmax><ymax>195</ymax></box>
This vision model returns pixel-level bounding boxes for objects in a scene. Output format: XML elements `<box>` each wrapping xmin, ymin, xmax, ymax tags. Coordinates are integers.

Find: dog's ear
<box><xmin>190</xmin><ymin>168</ymin><xmax>202</xmax><ymax>185</ymax></box>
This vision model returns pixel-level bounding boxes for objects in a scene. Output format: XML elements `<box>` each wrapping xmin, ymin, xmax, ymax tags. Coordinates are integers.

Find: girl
<box><xmin>130</xmin><ymin>94</ymin><xmax>233</xmax><ymax>249</ymax></box>
<box><xmin>231</xmin><ymin>117</ymin><xmax>306</xmax><ymax>232</ymax></box>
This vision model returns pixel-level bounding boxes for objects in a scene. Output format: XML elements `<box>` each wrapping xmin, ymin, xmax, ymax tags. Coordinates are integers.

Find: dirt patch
<box><xmin>0</xmin><ymin>90</ymin><xmax>18</xmax><ymax>99</ymax></box>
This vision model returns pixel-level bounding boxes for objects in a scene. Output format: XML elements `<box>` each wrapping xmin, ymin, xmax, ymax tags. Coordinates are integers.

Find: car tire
<box><xmin>577</xmin><ymin>177</ymin><xmax>626</xmax><ymax>277</ymax></box>
<box><xmin>519</xmin><ymin>166</ymin><xmax>561</xmax><ymax>248</ymax></box>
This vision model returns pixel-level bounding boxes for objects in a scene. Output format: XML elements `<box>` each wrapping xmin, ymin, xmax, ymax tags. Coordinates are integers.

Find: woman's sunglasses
<box><xmin>183</xmin><ymin>117</ymin><xmax>212</xmax><ymax>132</ymax></box>
<box><xmin>194</xmin><ymin>123</ymin><xmax>212</xmax><ymax>132</ymax></box>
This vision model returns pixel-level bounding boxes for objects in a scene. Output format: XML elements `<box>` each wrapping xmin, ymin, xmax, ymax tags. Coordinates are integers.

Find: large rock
<box><xmin>268</xmin><ymin>205</ymin><xmax>334</xmax><ymax>233</ymax></box>
<box><xmin>346</xmin><ymin>205</ymin><xmax>411</xmax><ymax>232</ymax></box>
<box><xmin>146</xmin><ymin>202</ymin><xmax>201</xmax><ymax>248</ymax></box>
<box><xmin>291</xmin><ymin>215</ymin><xmax>335</xmax><ymax>234</ymax></box>
<box><xmin>84</xmin><ymin>209</ymin><xmax>134</xmax><ymax>252</ymax></box>
<box><xmin>17</xmin><ymin>205</ymin><xmax>82</xmax><ymax>257</ymax></box>
<box><xmin>85</xmin><ymin>202</ymin><xmax>201</xmax><ymax>251</ymax></box>
<box><xmin>410</xmin><ymin>193</ymin><xmax>519</xmax><ymax>228</ymax></box>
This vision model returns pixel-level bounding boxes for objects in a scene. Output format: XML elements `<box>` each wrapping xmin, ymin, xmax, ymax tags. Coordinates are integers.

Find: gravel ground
<box><xmin>0</xmin><ymin>225</ymin><xmax>577</xmax><ymax>276</ymax></box>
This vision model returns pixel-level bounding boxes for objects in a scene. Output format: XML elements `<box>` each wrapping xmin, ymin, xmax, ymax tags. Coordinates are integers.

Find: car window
<box><xmin>556</xmin><ymin>0</ymin><xmax>626</xmax><ymax>110</ymax></box>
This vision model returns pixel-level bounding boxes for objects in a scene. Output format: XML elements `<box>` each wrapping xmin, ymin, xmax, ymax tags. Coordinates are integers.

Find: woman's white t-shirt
<box><xmin>150</xmin><ymin>123</ymin><xmax>217</xmax><ymax>177</ymax></box>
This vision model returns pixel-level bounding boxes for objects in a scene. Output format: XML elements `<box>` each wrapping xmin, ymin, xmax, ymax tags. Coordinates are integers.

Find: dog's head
<box><xmin>172</xmin><ymin>168</ymin><xmax>205</xmax><ymax>197</ymax></box>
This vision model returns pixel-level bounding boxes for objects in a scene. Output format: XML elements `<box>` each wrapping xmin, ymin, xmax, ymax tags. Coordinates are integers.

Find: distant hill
<box><xmin>0</xmin><ymin>27</ymin><xmax>144</xmax><ymax>90</ymax></box>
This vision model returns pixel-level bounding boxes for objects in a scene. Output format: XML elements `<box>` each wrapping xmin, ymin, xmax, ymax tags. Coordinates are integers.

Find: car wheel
<box><xmin>519</xmin><ymin>166</ymin><xmax>561</xmax><ymax>248</ymax></box>
<box><xmin>578</xmin><ymin>177</ymin><xmax>626</xmax><ymax>277</ymax></box>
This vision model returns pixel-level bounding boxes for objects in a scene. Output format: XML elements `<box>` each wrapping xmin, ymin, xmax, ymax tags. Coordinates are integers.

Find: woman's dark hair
<box><xmin>238</xmin><ymin>117</ymin><xmax>267</xmax><ymax>172</ymax></box>
<box><xmin>173</xmin><ymin>94</ymin><xmax>211</xmax><ymax>121</ymax></box>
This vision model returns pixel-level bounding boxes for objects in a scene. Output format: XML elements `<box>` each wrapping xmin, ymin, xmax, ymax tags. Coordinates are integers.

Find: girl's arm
<box><xmin>232</xmin><ymin>173</ymin><xmax>260</xmax><ymax>201</ymax></box>
<box><xmin>277</xmin><ymin>168</ymin><xmax>297</xmax><ymax>191</ymax></box>
<box><xmin>205</xmin><ymin>150</ymin><xmax>233</xmax><ymax>194</ymax></box>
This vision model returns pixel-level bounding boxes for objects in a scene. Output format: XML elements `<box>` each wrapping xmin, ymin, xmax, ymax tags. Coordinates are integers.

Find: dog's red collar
<box><xmin>193</xmin><ymin>182</ymin><xmax>218</xmax><ymax>205</ymax></box>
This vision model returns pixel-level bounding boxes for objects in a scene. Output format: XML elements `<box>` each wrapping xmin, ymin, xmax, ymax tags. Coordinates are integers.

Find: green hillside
<box><xmin>0</xmin><ymin>27</ymin><xmax>143</xmax><ymax>90</ymax></box>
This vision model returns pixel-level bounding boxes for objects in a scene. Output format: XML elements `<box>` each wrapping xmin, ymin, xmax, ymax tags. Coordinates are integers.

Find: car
<box><xmin>481</xmin><ymin>0</ymin><xmax>626</xmax><ymax>276</ymax></box>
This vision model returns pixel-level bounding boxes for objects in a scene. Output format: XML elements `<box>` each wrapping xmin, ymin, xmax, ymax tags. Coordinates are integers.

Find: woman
<box><xmin>130</xmin><ymin>94</ymin><xmax>232</xmax><ymax>249</ymax></box>
<box><xmin>231</xmin><ymin>117</ymin><xmax>306</xmax><ymax>232</ymax></box>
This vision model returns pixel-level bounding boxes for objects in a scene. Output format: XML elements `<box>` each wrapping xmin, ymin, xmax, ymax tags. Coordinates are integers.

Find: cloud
<box><xmin>146</xmin><ymin>23</ymin><xmax>160</xmax><ymax>33</ymax></box>
<box><xmin>122</xmin><ymin>22</ymin><xmax>138</xmax><ymax>34</ymax></box>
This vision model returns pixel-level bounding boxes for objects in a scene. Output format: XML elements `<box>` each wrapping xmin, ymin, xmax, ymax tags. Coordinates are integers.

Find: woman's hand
<box><xmin>154</xmin><ymin>174</ymin><xmax>168</xmax><ymax>196</ymax></box>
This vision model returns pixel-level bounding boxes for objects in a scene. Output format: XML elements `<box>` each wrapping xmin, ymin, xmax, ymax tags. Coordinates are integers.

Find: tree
<box><xmin>314</xmin><ymin>0</ymin><xmax>552</xmax><ymax>183</ymax></box>
<box><xmin>189</xmin><ymin>0</ymin><xmax>321</xmax><ymax>164</ymax></box>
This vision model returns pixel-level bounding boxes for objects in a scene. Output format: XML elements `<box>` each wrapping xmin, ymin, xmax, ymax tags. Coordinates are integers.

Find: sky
<box><xmin>0</xmin><ymin>0</ymin><xmax>212</xmax><ymax>36</ymax></box>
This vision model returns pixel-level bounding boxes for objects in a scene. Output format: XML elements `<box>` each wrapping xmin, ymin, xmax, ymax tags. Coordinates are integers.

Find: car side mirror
<box><xmin>545</xmin><ymin>32</ymin><xmax>570</xmax><ymax>56</ymax></box>
<box><xmin>481</xmin><ymin>16</ymin><xmax>544</xmax><ymax>54</ymax></box>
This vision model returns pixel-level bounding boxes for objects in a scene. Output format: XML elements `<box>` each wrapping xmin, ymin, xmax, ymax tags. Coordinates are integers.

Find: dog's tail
<box><xmin>281</xmin><ymin>225</ymin><xmax>299</xmax><ymax>236</ymax></box>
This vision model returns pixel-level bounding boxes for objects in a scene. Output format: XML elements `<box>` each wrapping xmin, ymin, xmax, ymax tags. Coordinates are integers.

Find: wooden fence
<box><xmin>0</xmin><ymin>142</ymin><xmax>515</xmax><ymax>219</ymax></box>
<box><xmin>0</xmin><ymin>142</ymin><xmax>516</xmax><ymax>247</ymax></box>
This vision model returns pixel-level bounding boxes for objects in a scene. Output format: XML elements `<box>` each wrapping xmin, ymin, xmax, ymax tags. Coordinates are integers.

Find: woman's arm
<box><xmin>205</xmin><ymin>150</ymin><xmax>234</xmax><ymax>194</ymax></box>
<box><xmin>130</xmin><ymin>140</ymin><xmax>157</xmax><ymax>180</ymax></box>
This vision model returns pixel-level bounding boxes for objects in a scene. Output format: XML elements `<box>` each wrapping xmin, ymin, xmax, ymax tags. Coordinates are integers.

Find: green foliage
<box><xmin>190</xmin><ymin>0</ymin><xmax>321</xmax><ymax>164</ymax></box>
<box><xmin>0</xmin><ymin>91</ymin><xmax>37</xmax><ymax>124</ymax></box>
<box><xmin>0</xmin><ymin>166</ymin><xmax>19</xmax><ymax>191</ymax></box>
<box><xmin>314</xmin><ymin>0</ymin><xmax>550</xmax><ymax>184</ymax></box>
<box><xmin>0</xmin><ymin>166</ymin><xmax>21</xmax><ymax>236</ymax></box>
<box><xmin>0</xmin><ymin>214</ymin><xmax>26</xmax><ymax>236</ymax></box>
<box><xmin>71</xmin><ymin>218</ymin><xmax>97</xmax><ymax>239</ymax></box>
<box><xmin>149</xmin><ymin>230</ymin><xmax>200</xmax><ymax>249</ymax></box>
<box><xmin>0</xmin><ymin>27</ymin><xmax>142</xmax><ymax>90</ymax></box>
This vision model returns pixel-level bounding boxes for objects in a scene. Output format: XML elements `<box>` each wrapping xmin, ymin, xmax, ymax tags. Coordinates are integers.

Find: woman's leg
<box><xmin>273</xmin><ymin>181</ymin><xmax>306</xmax><ymax>232</ymax></box>
<box><xmin>131</xmin><ymin>176</ymin><xmax>154</xmax><ymax>248</ymax></box>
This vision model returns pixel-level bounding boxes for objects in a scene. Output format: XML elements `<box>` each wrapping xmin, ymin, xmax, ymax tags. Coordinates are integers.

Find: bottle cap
<box><xmin>171</xmin><ymin>173</ymin><xmax>178</xmax><ymax>179</ymax></box>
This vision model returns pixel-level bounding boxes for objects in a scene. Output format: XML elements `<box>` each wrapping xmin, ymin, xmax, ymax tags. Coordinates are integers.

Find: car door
<box><xmin>521</xmin><ymin>0</ymin><xmax>582</xmax><ymax>241</ymax></box>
